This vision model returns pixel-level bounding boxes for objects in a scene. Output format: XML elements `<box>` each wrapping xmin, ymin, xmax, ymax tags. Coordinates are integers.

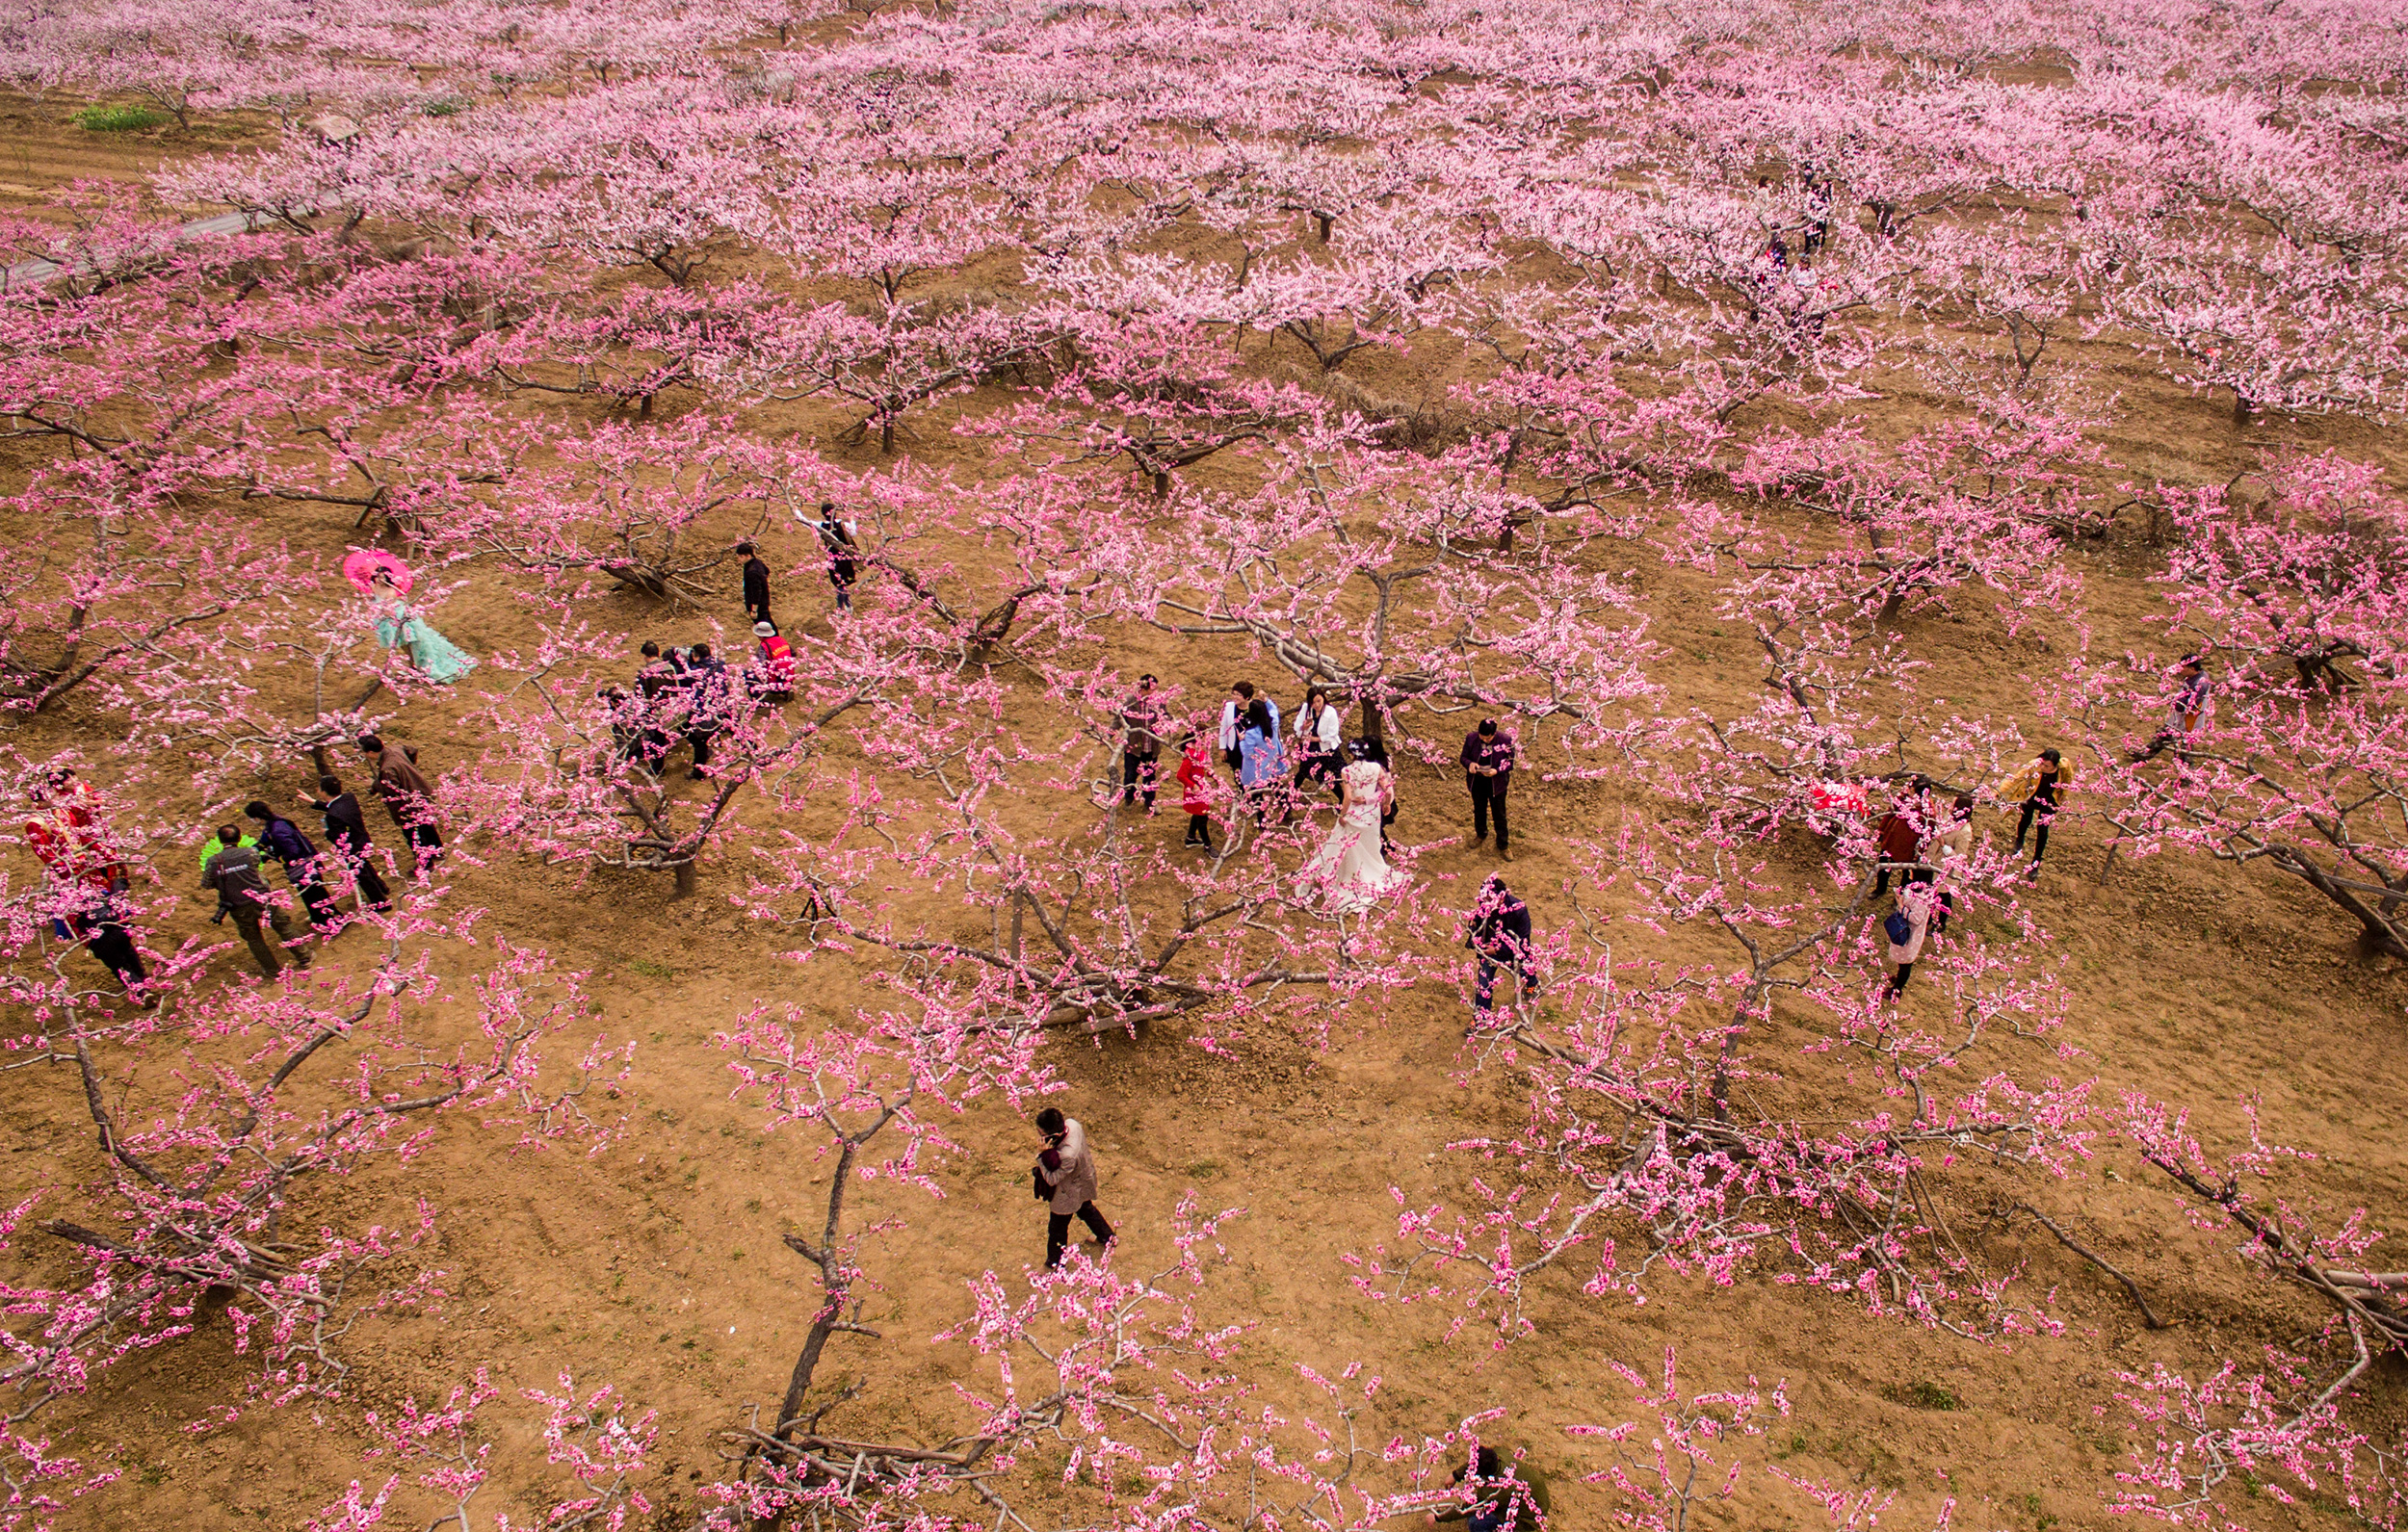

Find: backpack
<box><xmin>1884</xmin><ymin>911</ymin><xmax>1914</xmax><ymax>946</ymax></box>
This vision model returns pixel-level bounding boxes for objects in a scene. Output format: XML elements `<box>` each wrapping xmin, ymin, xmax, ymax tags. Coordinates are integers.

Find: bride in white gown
<box><xmin>1298</xmin><ymin>745</ymin><xmax>1404</xmax><ymax>914</ymax></box>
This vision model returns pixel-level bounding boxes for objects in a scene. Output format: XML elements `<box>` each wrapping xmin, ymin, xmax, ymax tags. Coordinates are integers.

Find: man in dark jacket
<box><xmin>245</xmin><ymin>800</ymin><xmax>341</xmax><ymax>934</ymax></box>
<box><xmin>200</xmin><ymin>825</ymin><xmax>313</xmax><ymax>977</ymax></box>
<box><xmin>1467</xmin><ymin>874</ymin><xmax>1535</xmax><ymax>1019</ymax></box>
<box><xmin>1118</xmin><ymin>675</ymin><xmax>1166</xmax><ymax>810</ymax></box>
<box><xmin>358</xmin><ymin>734</ymin><xmax>443</xmax><ymax>874</ymax></box>
<box><xmin>1431</xmin><ymin>1445</ymin><xmax>1551</xmax><ymax>1532</ymax></box>
<box><xmin>738</xmin><ymin>541</ymin><xmax>772</xmax><ymax>631</ymax></box>
<box><xmin>680</xmin><ymin>642</ymin><xmax>732</xmax><ymax>780</ymax></box>
<box><xmin>304</xmin><ymin>773</ymin><xmax>392</xmax><ymax>913</ymax></box>
<box><xmin>1459</xmin><ymin>719</ymin><xmax>1517</xmax><ymax>861</ymax></box>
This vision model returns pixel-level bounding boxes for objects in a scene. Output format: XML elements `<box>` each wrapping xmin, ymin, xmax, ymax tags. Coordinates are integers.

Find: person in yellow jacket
<box><xmin>2001</xmin><ymin>748</ymin><xmax>2071</xmax><ymax>877</ymax></box>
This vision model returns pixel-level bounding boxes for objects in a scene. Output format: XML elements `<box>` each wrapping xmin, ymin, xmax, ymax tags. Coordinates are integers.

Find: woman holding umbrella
<box><xmin>347</xmin><ymin>550</ymin><xmax>478</xmax><ymax>685</ymax></box>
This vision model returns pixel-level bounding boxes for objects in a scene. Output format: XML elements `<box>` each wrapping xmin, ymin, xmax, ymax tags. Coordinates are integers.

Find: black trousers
<box><xmin>2014</xmin><ymin>799</ymin><xmax>2055</xmax><ymax>862</ymax></box>
<box><xmin>1469</xmin><ymin>775</ymin><xmax>1508</xmax><ymax>848</ymax></box>
<box><xmin>1045</xmin><ymin>1203</ymin><xmax>1114</xmax><ymax>1268</ymax></box>
<box><xmin>348</xmin><ymin>852</ymin><xmax>392</xmax><ymax>912</ymax></box>
<box><xmin>82</xmin><ymin>920</ymin><xmax>146</xmax><ymax>990</ymax></box>
<box><xmin>1889</xmin><ymin>961</ymin><xmax>1914</xmax><ymax>996</ymax></box>
<box><xmin>1122</xmin><ymin>751</ymin><xmax>1158</xmax><ymax>807</ymax></box>
<box><xmin>688</xmin><ymin>728</ymin><xmax>719</xmax><ymax>769</ymax></box>
<box><xmin>1186</xmin><ymin>813</ymin><xmax>1214</xmax><ymax>847</ymax></box>
<box><xmin>1475</xmin><ymin>952</ymin><xmax>1531</xmax><ymax>1013</ymax></box>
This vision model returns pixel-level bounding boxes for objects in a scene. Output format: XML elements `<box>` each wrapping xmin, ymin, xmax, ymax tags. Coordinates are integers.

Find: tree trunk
<box><xmin>673</xmin><ymin>858</ymin><xmax>696</xmax><ymax>898</ymax></box>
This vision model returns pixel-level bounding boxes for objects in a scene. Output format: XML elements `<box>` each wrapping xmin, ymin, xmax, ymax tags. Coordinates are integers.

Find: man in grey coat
<box><xmin>1034</xmin><ymin>1107</ymin><xmax>1114</xmax><ymax>1269</ymax></box>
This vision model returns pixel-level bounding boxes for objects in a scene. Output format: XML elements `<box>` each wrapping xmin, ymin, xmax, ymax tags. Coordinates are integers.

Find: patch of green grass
<box><xmin>422</xmin><ymin>96</ymin><xmax>466</xmax><ymax>117</ymax></box>
<box><xmin>139</xmin><ymin>1464</ymin><xmax>167</xmax><ymax>1488</ymax></box>
<box><xmin>1887</xmin><ymin>1379</ymin><xmax>1962</xmax><ymax>1412</ymax></box>
<box><xmin>627</xmin><ymin>958</ymin><xmax>675</xmax><ymax>978</ymax></box>
<box><xmin>2017</xmin><ymin>1492</ymin><xmax>2057</xmax><ymax>1531</ymax></box>
<box><xmin>75</xmin><ymin>104</ymin><xmax>165</xmax><ymax>132</ymax></box>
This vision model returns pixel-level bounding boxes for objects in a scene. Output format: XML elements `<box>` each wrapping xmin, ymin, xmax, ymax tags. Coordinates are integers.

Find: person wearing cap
<box><xmin>738</xmin><ymin>541</ymin><xmax>772</xmax><ymax>630</ymax></box>
<box><xmin>751</xmin><ymin>620</ymin><xmax>796</xmax><ymax>705</ymax></box>
<box><xmin>1459</xmin><ymin>718</ymin><xmax>1517</xmax><ymax>861</ymax></box>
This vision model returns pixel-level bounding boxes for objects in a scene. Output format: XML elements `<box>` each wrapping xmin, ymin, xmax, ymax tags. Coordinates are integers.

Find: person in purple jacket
<box><xmin>245</xmin><ymin>800</ymin><xmax>343</xmax><ymax>935</ymax></box>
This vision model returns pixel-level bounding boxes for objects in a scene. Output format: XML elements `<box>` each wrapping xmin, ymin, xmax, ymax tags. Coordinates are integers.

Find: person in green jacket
<box><xmin>1431</xmin><ymin>1445</ymin><xmax>1551</xmax><ymax>1531</ymax></box>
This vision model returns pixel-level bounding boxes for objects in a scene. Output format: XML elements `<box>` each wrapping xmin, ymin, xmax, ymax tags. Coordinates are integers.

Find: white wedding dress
<box><xmin>1298</xmin><ymin>761</ymin><xmax>1403</xmax><ymax>914</ymax></box>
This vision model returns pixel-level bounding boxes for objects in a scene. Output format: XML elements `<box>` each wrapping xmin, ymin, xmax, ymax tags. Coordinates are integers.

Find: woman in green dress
<box><xmin>371</xmin><ymin>571</ymin><xmax>479</xmax><ymax>684</ymax></box>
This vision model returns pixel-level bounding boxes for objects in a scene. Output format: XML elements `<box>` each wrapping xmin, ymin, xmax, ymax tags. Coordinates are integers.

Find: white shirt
<box><xmin>1311</xmin><ymin>702</ymin><xmax>1341</xmax><ymax>751</ymax></box>
<box><xmin>1218</xmin><ymin>699</ymin><xmax>1241</xmax><ymax>751</ymax></box>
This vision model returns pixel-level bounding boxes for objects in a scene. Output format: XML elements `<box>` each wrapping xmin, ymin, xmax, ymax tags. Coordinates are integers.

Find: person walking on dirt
<box><xmin>1460</xmin><ymin>719</ymin><xmax>1516</xmax><ymax>861</ymax></box>
<box><xmin>358</xmin><ymin>734</ymin><xmax>444</xmax><ymax>874</ymax></box>
<box><xmin>2130</xmin><ymin>655</ymin><xmax>2211</xmax><ymax>762</ymax></box>
<box><xmin>1871</xmin><ymin>789</ymin><xmax>1924</xmax><ymax>896</ymax></box>
<box><xmin>681</xmin><ymin>641</ymin><xmax>732</xmax><ymax>780</ymax></box>
<box><xmin>2004</xmin><ymin>748</ymin><xmax>2071</xmax><ymax>877</ymax></box>
<box><xmin>200</xmin><ymin>825</ymin><xmax>314</xmax><ymax>977</ymax></box>
<box><xmin>304</xmin><ymin>773</ymin><xmax>391</xmax><ymax>914</ymax></box>
<box><xmin>1034</xmin><ymin>1107</ymin><xmax>1113</xmax><ymax>1269</ymax></box>
<box><xmin>1930</xmin><ymin>792</ymin><xmax>1974</xmax><ymax>934</ymax></box>
<box><xmin>738</xmin><ymin>541</ymin><xmax>773</xmax><ymax>631</ymax></box>
<box><xmin>800</xmin><ymin>503</ymin><xmax>861</xmax><ymax>612</ymax></box>
<box><xmin>245</xmin><ymin>800</ymin><xmax>342</xmax><ymax>935</ymax></box>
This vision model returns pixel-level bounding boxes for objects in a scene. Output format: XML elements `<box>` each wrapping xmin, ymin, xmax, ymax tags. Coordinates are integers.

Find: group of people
<box><xmin>27</xmin><ymin>731</ymin><xmax>451</xmax><ymax>999</ymax></box>
<box><xmin>1870</xmin><ymin>743</ymin><xmax>2077</xmax><ymax>1000</ymax></box>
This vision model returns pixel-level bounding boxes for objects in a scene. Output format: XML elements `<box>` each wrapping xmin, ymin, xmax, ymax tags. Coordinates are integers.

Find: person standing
<box><xmin>1296</xmin><ymin>741</ymin><xmax>1402</xmax><ymax>914</ymax></box>
<box><xmin>245</xmin><ymin>801</ymin><xmax>342</xmax><ymax>935</ymax></box>
<box><xmin>1871</xmin><ymin>793</ymin><xmax>1924</xmax><ymax>897</ymax></box>
<box><xmin>1237</xmin><ymin>697</ymin><xmax>1282</xmax><ymax>828</ymax></box>
<box><xmin>1884</xmin><ymin>882</ymin><xmax>1932</xmax><ymax>1000</ymax></box>
<box><xmin>1929</xmin><ymin>793</ymin><xmax>1974</xmax><ymax>934</ymax></box>
<box><xmin>1219</xmin><ymin>682</ymin><xmax>1255</xmax><ymax>772</ymax></box>
<box><xmin>634</xmin><ymin>641</ymin><xmax>680</xmax><ymax>771</ymax></box>
<box><xmin>738</xmin><ymin>541</ymin><xmax>773</xmax><ymax>631</ymax></box>
<box><xmin>2005</xmin><ymin>748</ymin><xmax>2072</xmax><ymax>877</ymax></box>
<box><xmin>1176</xmin><ymin>728</ymin><xmax>1218</xmax><ymax>851</ymax></box>
<box><xmin>1033</xmin><ymin>1107</ymin><xmax>1113</xmax><ymax>1269</ymax></box>
<box><xmin>681</xmin><ymin>642</ymin><xmax>731</xmax><ymax>780</ymax></box>
<box><xmin>799</xmin><ymin>502</ymin><xmax>860</xmax><ymax>612</ymax></box>
<box><xmin>2131</xmin><ymin>655</ymin><xmax>2212</xmax><ymax>762</ymax></box>
<box><xmin>200</xmin><ymin>826</ymin><xmax>313</xmax><ymax>977</ymax></box>
<box><xmin>1118</xmin><ymin>674</ymin><xmax>1166</xmax><ymax>810</ymax></box>
<box><xmin>1459</xmin><ymin>719</ymin><xmax>1516</xmax><ymax>861</ymax></box>
<box><xmin>358</xmin><ymin>734</ymin><xmax>444</xmax><ymax>874</ymax></box>
<box><xmin>1295</xmin><ymin>687</ymin><xmax>1343</xmax><ymax>798</ymax></box>
<box><xmin>1466</xmin><ymin>874</ymin><xmax>1535</xmax><ymax>1019</ymax></box>
<box><xmin>304</xmin><ymin>773</ymin><xmax>391</xmax><ymax>913</ymax></box>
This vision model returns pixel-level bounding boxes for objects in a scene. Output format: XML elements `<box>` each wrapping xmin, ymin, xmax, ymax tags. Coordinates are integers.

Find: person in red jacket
<box><xmin>751</xmin><ymin>621</ymin><xmax>796</xmax><ymax>705</ymax></box>
<box><xmin>1175</xmin><ymin>728</ymin><xmax>1218</xmax><ymax>851</ymax></box>
<box><xmin>1871</xmin><ymin>778</ymin><xmax>1929</xmax><ymax>896</ymax></box>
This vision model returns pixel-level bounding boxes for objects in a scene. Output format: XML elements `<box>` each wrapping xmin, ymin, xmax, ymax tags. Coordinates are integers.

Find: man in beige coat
<box><xmin>1034</xmin><ymin>1108</ymin><xmax>1114</xmax><ymax>1269</ymax></box>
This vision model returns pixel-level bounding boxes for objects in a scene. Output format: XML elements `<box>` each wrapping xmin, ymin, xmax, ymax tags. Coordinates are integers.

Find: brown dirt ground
<box><xmin>3</xmin><ymin>91</ymin><xmax>2406</xmax><ymax>1532</ymax></box>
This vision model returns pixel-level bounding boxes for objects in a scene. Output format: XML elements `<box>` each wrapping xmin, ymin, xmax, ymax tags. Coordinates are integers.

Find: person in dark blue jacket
<box><xmin>246</xmin><ymin>800</ymin><xmax>342</xmax><ymax>935</ymax></box>
<box><xmin>303</xmin><ymin>774</ymin><xmax>392</xmax><ymax>914</ymax></box>
<box><xmin>1466</xmin><ymin>873</ymin><xmax>1535</xmax><ymax>1018</ymax></box>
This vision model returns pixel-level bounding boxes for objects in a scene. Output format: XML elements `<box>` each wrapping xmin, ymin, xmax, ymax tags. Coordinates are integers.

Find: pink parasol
<box><xmin>342</xmin><ymin>548</ymin><xmax>413</xmax><ymax>595</ymax></box>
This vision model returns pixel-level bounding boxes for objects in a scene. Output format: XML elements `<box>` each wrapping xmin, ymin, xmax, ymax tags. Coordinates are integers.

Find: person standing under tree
<box><xmin>358</xmin><ymin>734</ymin><xmax>444</xmax><ymax>875</ymax></box>
<box><xmin>738</xmin><ymin>541</ymin><xmax>772</xmax><ymax>631</ymax></box>
<box><xmin>800</xmin><ymin>502</ymin><xmax>861</xmax><ymax>612</ymax></box>
<box><xmin>1871</xmin><ymin>785</ymin><xmax>1925</xmax><ymax>896</ymax></box>
<box><xmin>2131</xmin><ymin>655</ymin><xmax>2212</xmax><ymax>762</ymax></box>
<box><xmin>681</xmin><ymin>642</ymin><xmax>731</xmax><ymax>779</ymax></box>
<box><xmin>1033</xmin><ymin>1107</ymin><xmax>1113</xmax><ymax>1269</ymax></box>
<box><xmin>1466</xmin><ymin>873</ymin><xmax>1536</xmax><ymax>1021</ymax></box>
<box><xmin>304</xmin><ymin>773</ymin><xmax>391</xmax><ymax>914</ymax></box>
<box><xmin>1460</xmin><ymin>718</ymin><xmax>1516</xmax><ymax>861</ymax></box>
<box><xmin>2005</xmin><ymin>747</ymin><xmax>2072</xmax><ymax>878</ymax></box>
<box><xmin>1884</xmin><ymin>881</ymin><xmax>1932</xmax><ymax>1000</ymax></box>
<box><xmin>1219</xmin><ymin>682</ymin><xmax>1255</xmax><ymax>772</ymax></box>
<box><xmin>1237</xmin><ymin>697</ymin><xmax>1282</xmax><ymax>830</ymax></box>
<box><xmin>245</xmin><ymin>801</ymin><xmax>342</xmax><ymax>936</ymax></box>
<box><xmin>1929</xmin><ymin>793</ymin><xmax>1974</xmax><ymax>934</ymax></box>
<box><xmin>1118</xmin><ymin>674</ymin><xmax>1166</xmax><ymax>810</ymax></box>
<box><xmin>750</xmin><ymin>621</ymin><xmax>797</xmax><ymax>706</ymax></box>
<box><xmin>1176</xmin><ymin>728</ymin><xmax>1218</xmax><ymax>851</ymax></box>
<box><xmin>1429</xmin><ymin>1444</ymin><xmax>1553</xmax><ymax>1532</ymax></box>
<box><xmin>200</xmin><ymin>826</ymin><xmax>314</xmax><ymax>977</ymax></box>
<box><xmin>1295</xmin><ymin>687</ymin><xmax>1343</xmax><ymax>799</ymax></box>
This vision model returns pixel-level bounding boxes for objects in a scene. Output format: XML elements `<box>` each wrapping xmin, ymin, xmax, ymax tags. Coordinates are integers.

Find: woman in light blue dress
<box><xmin>372</xmin><ymin>573</ymin><xmax>479</xmax><ymax>684</ymax></box>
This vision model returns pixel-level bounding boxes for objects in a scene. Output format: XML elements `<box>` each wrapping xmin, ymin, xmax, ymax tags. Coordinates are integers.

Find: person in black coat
<box><xmin>247</xmin><ymin>800</ymin><xmax>342</xmax><ymax>934</ymax></box>
<box><xmin>738</xmin><ymin>542</ymin><xmax>772</xmax><ymax>630</ymax></box>
<box><xmin>1459</xmin><ymin>718</ymin><xmax>1516</xmax><ymax>860</ymax></box>
<box><xmin>1466</xmin><ymin>873</ymin><xmax>1535</xmax><ymax>1019</ymax></box>
<box><xmin>303</xmin><ymin>773</ymin><xmax>392</xmax><ymax>914</ymax></box>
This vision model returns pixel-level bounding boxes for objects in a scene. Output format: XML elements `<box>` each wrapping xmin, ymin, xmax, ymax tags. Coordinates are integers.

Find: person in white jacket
<box><xmin>1295</xmin><ymin>686</ymin><xmax>1344</xmax><ymax>798</ymax></box>
<box><xmin>1034</xmin><ymin>1108</ymin><xmax>1113</xmax><ymax>1269</ymax></box>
